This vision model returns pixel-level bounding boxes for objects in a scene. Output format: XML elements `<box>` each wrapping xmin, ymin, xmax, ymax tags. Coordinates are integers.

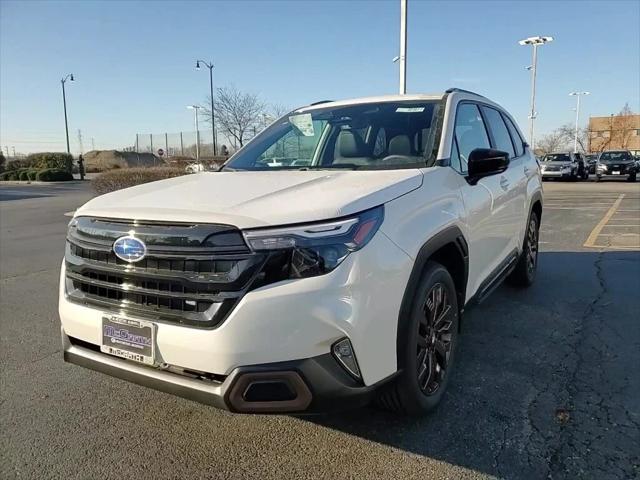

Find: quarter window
<box><xmin>482</xmin><ymin>107</ymin><xmax>515</xmax><ymax>158</ymax></box>
<box><xmin>452</xmin><ymin>103</ymin><xmax>490</xmax><ymax>174</ymax></box>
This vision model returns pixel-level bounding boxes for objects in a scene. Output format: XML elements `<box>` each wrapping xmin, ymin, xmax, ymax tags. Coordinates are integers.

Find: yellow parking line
<box><xmin>583</xmin><ymin>194</ymin><xmax>625</xmax><ymax>248</ymax></box>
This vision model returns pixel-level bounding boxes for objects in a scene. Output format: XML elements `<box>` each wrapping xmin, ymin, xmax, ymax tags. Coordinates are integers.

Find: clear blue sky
<box><xmin>1</xmin><ymin>0</ymin><xmax>639</xmax><ymax>155</ymax></box>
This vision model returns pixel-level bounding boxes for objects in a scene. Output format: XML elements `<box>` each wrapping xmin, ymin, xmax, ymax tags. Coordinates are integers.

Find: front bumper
<box><xmin>541</xmin><ymin>170</ymin><xmax>572</xmax><ymax>178</ymax></box>
<box><xmin>62</xmin><ymin>330</ymin><xmax>393</xmax><ymax>413</ymax></box>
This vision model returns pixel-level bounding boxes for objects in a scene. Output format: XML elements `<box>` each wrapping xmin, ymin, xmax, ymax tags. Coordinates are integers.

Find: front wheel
<box><xmin>507</xmin><ymin>210</ymin><xmax>539</xmax><ymax>287</ymax></box>
<box><xmin>628</xmin><ymin>173</ymin><xmax>637</xmax><ymax>182</ymax></box>
<box><xmin>377</xmin><ymin>262</ymin><xmax>459</xmax><ymax>415</ymax></box>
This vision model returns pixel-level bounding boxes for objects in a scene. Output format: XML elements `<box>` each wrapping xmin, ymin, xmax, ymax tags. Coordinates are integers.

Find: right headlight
<box><xmin>243</xmin><ymin>206</ymin><xmax>384</xmax><ymax>279</ymax></box>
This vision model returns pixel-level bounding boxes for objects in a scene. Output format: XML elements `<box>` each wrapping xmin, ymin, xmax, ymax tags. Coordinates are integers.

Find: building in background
<box><xmin>589</xmin><ymin>113</ymin><xmax>640</xmax><ymax>154</ymax></box>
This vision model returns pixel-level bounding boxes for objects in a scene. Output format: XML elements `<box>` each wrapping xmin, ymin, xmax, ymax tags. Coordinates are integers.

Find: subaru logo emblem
<box><xmin>113</xmin><ymin>235</ymin><xmax>147</xmax><ymax>263</ymax></box>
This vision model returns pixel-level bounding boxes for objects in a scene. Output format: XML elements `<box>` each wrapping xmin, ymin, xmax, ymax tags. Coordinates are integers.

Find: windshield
<box><xmin>223</xmin><ymin>101</ymin><xmax>443</xmax><ymax>171</ymax></box>
<box><xmin>543</xmin><ymin>153</ymin><xmax>570</xmax><ymax>162</ymax></box>
<box><xmin>599</xmin><ymin>151</ymin><xmax>632</xmax><ymax>162</ymax></box>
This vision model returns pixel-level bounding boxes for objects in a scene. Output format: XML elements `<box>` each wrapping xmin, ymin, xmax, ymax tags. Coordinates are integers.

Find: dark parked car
<box><xmin>596</xmin><ymin>150</ymin><xmax>638</xmax><ymax>182</ymax></box>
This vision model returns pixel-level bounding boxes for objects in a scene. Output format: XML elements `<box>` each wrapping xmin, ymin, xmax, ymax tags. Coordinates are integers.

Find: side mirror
<box><xmin>466</xmin><ymin>148</ymin><xmax>510</xmax><ymax>185</ymax></box>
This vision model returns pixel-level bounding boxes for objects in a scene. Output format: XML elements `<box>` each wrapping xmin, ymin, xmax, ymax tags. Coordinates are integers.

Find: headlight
<box><xmin>243</xmin><ymin>206</ymin><xmax>384</xmax><ymax>279</ymax></box>
<box><xmin>598</xmin><ymin>164</ymin><xmax>607</xmax><ymax>171</ymax></box>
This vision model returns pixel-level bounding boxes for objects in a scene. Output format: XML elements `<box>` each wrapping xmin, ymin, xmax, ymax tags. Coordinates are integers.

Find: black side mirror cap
<box><xmin>466</xmin><ymin>148</ymin><xmax>510</xmax><ymax>185</ymax></box>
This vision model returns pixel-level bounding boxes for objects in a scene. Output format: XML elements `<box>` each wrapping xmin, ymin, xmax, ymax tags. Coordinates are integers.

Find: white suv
<box><xmin>60</xmin><ymin>89</ymin><xmax>542</xmax><ymax>415</ymax></box>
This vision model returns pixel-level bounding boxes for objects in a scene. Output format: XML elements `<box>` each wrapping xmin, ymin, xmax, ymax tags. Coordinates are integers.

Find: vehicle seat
<box><xmin>387</xmin><ymin>134</ymin><xmax>412</xmax><ymax>156</ymax></box>
<box><xmin>334</xmin><ymin>130</ymin><xmax>370</xmax><ymax>165</ymax></box>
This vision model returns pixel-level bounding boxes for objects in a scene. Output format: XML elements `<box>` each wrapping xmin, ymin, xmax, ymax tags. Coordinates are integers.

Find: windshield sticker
<box><xmin>288</xmin><ymin>113</ymin><xmax>314</xmax><ymax>136</ymax></box>
<box><xmin>396</xmin><ymin>107</ymin><xmax>425</xmax><ymax>113</ymax></box>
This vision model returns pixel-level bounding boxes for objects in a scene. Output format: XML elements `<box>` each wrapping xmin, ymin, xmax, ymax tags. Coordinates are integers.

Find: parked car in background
<box><xmin>185</xmin><ymin>162</ymin><xmax>205</xmax><ymax>173</ymax></box>
<box><xmin>540</xmin><ymin>152</ymin><xmax>589</xmax><ymax>180</ymax></box>
<box><xmin>596</xmin><ymin>150</ymin><xmax>638</xmax><ymax>182</ymax></box>
<box><xmin>60</xmin><ymin>89</ymin><xmax>542</xmax><ymax>416</ymax></box>
<box><xmin>585</xmin><ymin>154</ymin><xmax>599</xmax><ymax>174</ymax></box>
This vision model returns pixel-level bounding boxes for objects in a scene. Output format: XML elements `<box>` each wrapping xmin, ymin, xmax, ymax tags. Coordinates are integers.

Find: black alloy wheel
<box><xmin>376</xmin><ymin>262</ymin><xmax>459</xmax><ymax>415</ymax></box>
<box><xmin>525</xmin><ymin>215</ymin><xmax>539</xmax><ymax>278</ymax></box>
<box><xmin>416</xmin><ymin>283</ymin><xmax>454</xmax><ymax>396</ymax></box>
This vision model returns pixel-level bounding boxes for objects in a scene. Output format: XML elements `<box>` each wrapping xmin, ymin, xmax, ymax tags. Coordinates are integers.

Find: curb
<box><xmin>0</xmin><ymin>180</ymin><xmax>88</xmax><ymax>185</ymax></box>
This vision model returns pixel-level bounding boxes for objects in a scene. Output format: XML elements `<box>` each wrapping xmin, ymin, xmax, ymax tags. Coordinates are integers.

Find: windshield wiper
<box><xmin>302</xmin><ymin>164</ymin><xmax>361</xmax><ymax>170</ymax></box>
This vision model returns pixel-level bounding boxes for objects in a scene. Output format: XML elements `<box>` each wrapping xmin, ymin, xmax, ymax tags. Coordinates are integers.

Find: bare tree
<box><xmin>557</xmin><ymin>123</ymin><xmax>589</xmax><ymax>153</ymax></box>
<box><xmin>535</xmin><ymin>130</ymin><xmax>569</xmax><ymax>156</ymax></box>
<box><xmin>201</xmin><ymin>86</ymin><xmax>265</xmax><ymax>148</ymax></box>
<box><xmin>612</xmin><ymin>102</ymin><xmax>636</xmax><ymax>149</ymax></box>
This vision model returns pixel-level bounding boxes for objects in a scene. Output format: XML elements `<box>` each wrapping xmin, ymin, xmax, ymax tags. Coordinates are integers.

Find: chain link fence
<box><xmin>132</xmin><ymin>130</ymin><xmax>227</xmax><ymax>159</ymax></box>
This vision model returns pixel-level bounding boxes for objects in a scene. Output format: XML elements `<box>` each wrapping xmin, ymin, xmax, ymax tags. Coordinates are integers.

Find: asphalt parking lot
<box><xmin>1</xmin><ymin>179</ymin><xmax>639</xmax><ymax>479</ymax></box>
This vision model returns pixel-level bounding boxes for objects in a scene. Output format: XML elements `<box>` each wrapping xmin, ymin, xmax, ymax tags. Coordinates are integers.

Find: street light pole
<box><xmin>519</xmin><ymin>36</ymin><xmax>553</xmax><ymax>152</ymax></box>
<box><xmin>187</xmin><ymin>105</ymin><xmax>201</xmax><ymax>160</ymax></box>
<box><xmin>196</xmin><ymin>60</ymin><xmax>217</xmax><ymax>155</ymax></box>
<box><xmin>399</xmin><ymin>0</ymin><xmax>408</xmax><ymax>94</ymax></box>
<box><xmin>61</xmin><ymin>73</ymin><xmax>74</xmax><ymax>154</ymax></box>
<box><xmin>570</xmin><ymin>91</ymin><xmax>590</xmax><ymax>153</ymax></box>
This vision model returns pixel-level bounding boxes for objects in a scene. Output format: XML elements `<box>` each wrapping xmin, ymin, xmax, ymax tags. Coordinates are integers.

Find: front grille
<box><xmin>544</xmin><ymin>164</ymin><xmax>562</xmax><ymax>172</ymax></box>
<box><xmin>65</xmin><ymin>217</ymin><xmax>266</xmax><ymax>328</ymax></box>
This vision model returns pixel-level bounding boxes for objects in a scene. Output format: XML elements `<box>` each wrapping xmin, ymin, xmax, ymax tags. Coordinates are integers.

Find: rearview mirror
<box><xmin>466</xmin><ymin>148</ymin><xmax>510</xmax><ymax>185</ymax></box>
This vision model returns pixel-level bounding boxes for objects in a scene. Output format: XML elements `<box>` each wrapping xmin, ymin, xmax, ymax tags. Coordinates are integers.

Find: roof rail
<box><xmin>310</xmin><ymin>100</ymin><xmax>333</xmax><ymax>106</ymax></box>
<box><xmin>445</xmin><ymin>88</ymin><xmax>486</xmax><ymax>97</ymax></box>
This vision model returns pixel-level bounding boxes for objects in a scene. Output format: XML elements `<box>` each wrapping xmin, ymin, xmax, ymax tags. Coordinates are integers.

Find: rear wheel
<box><xmin>507</xmin><ymin>211</ymin><xmax>539</xmax><ymax>287</ymax></box>
<box><xmin>377</xmin><ymin>262</ymin><xmax>459</xmax><ymax>415</ymax></box>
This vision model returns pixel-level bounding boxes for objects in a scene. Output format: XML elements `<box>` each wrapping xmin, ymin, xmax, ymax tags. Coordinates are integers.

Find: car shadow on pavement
<box><xmin>302</xmin><ymin>250</ymin><xmax>640</xmax><ymax>479</ymax></box>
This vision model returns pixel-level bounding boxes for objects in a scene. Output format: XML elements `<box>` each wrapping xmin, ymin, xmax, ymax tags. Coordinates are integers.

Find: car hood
<box><xmin>76</xmin><ymin>170</ymin><xmax>424</xmax><ymax>228</ymax></box>
<box><xmin>600</xmin><ymin>160</ymin><xmax>634</xmax><ymax>165</ymax></box>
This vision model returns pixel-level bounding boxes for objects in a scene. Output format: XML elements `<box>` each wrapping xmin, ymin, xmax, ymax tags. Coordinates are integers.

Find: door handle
<box><xmin>500</xmin><ymin>176</ymin><xmax>509</xmax><ymax>190</ymax></box>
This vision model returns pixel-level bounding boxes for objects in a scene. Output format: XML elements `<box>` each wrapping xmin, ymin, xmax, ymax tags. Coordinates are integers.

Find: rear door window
<box><xmin>481</xmin><ymin>106</ymin><xmax>515</xmax><ymax>159</ymax></box>
<box><xmin>502</xmin><ymin>114</ymin><xmax>525</xmax><ymax>157</ymax></box>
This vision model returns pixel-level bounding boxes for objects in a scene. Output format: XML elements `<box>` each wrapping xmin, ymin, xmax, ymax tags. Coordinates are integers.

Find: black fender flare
<box><xmin>395</xmin><ymin>225</ymin><xmax>469</xmax><ymax>366</ymax></box>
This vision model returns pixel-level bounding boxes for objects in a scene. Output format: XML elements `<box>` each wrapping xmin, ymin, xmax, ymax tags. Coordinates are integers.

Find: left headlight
<box><xmin>243</xmin><ymin>205</ymin><xmax>384</xmax><ymax>279</ymax></box>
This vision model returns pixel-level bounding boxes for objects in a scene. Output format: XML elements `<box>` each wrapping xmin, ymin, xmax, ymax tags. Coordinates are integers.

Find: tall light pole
<box><xmin>519</xmin><ymin>36</ymin><xmax>553</xmax><ymax>152</ymax></box>
<box><xmin>398</xmin><ymin>0</ymin><xmax>408</xmax><ymax>94</ymax></box>
<box><xmin>61</xmin><ymin>73</ymin><xmax>74</xmax><ymax>154</ymax></box>
<box><xmin>569</xmin><ymin>91</ymin><xmax>590</xmax><ymax>153</ymax></box>
<box><xmin>196</xmin><ymin>60</ymin><xmax>217</xmax><ymax>156</ymax></box>
<box><xmin>187</xmin><ymin>105</ymin><xmax>201</xmax><ymax>160</ymax></box>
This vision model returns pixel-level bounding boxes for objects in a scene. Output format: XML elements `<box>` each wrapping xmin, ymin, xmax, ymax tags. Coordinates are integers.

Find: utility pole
<box><xmin>60</xmin><ymin>73</ymin><xmax>74</xmax><ymax>154</ymax></box>
<box><xmin>570</xmin><ymin>92</ymin><xmax>590</xmax><ymax>153</ymax></box>
<box><xmin>91</xmin><ymin>137</ymin><xmax>95</xmax><ymax>151</ymax></box>
<box><xmin>77</xmin><ymin>129</ymin><xmax>84</xmax><ymax>154</ymax></box>
<box><xmin>188</xmin><ymin>105</ymin><xmax>201</xmax><ymax>160</ymax></box>
<box><xmin>399</xmin><ymin>0</ymin><xmax>407</xmax><ymax>94</ymax></box>
<box><xmin>519</xmin><ymin>36</ymin><xmax>553</xmax><ymax>152</ymax></box>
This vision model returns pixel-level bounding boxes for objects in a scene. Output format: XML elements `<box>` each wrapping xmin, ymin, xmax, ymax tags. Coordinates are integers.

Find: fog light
<box><xmin>332</xmin><ymin>338</ymin><xmax>361</xmax><ymax>379</ymax></box>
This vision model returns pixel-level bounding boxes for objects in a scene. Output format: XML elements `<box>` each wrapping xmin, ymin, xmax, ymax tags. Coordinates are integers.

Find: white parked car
<box><xmin>60</xmin><ymin>89</ymin><xmax>542</xmax><ymax>415</ymax></box>
<box><xmin>540</xmin><ymin>152</ymin><xmax>589</xmax><ymax>180</ymax></box>
<box><xmin>185</xmin><ymin>162</ymin><xmax>205</xmax><ymax>174</ymax></box>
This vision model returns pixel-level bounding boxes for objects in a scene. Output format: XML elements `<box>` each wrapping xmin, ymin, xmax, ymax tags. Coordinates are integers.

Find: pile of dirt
<box><xmin>83</xmin><ymin>150</ymin><xmax>163</xmax><ymax>171</ymax></box>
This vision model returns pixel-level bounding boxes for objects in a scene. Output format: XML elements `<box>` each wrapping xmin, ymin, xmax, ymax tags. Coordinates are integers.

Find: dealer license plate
<box><xmin>101</xmin><ymin>315</ymin><xmax>155</xmax><ymax>365</ymax></box>
<box><xmin>612</xmin><ymin>171</ymin><xmax>620</xmax><ymax>175</ymax></box>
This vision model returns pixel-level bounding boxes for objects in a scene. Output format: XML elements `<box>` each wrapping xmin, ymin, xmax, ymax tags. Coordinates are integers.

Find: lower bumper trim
<box><xmin>62</xmin><ymin>330</ymin><xmax>394</xmax><ymax>414</ymax></box>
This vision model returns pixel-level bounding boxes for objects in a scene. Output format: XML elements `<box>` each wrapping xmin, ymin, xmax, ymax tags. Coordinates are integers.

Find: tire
<box><xmin>377</xmin><ymin>262</ymin><xmax>459</xmax><ymax>416</ymax></box>
<box><xmin>596</xmin><ymin>175</ymin><xmax>602</xmax><ymax>182</ymax></box>
<box><xmin>628</xmin><ymin>173</ymin><xmax>637</xmax><ymax>182</ymax></box>
<box><xmin>507</xmin><ymin>210</ymin><xmax>539</xmax><ymax>287</ymax></box>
